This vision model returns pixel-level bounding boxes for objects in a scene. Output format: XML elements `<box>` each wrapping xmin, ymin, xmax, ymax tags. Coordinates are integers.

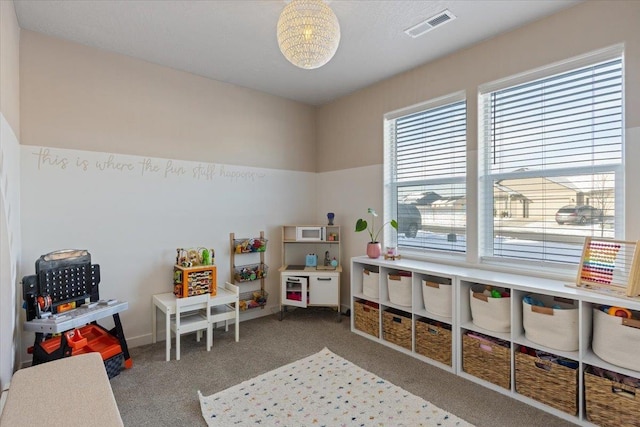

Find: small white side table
<box><xmin>152</xmin><ymin>282</ymin><xmax>239</xmax><ymax>361</ymax></box>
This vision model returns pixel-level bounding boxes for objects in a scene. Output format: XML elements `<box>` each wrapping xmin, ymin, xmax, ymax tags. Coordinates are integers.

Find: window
<box><xmin>384</xmin><ymin>94</ymin><xmax>467</xmax><ymax>253</ymax></box>
<box><xmin>479</xmin><ymin>55</ymin><xmax>623</xmax><ymax>266</ymax></box>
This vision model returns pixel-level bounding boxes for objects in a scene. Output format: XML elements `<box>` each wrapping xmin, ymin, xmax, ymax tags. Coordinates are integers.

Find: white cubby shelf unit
<box><xmin>350</xmin><ymin>255</ymin><xmax>640</xmax><ymax>426</ymax></box>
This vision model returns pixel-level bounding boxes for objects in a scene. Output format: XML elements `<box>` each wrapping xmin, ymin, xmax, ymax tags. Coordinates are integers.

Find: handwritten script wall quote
<box><xmin>32</xmin><ymin>147</ymin><xmax>266</xmax><ymax>183</ymax></box>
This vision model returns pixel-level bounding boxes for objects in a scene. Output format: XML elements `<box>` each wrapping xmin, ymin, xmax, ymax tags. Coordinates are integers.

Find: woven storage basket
<box><xmin>415</xmin><ymin>319</ymin><xmax>451</xmax><ymax>366</ymax></box>
<box><xmin>585</xmin><ymin>370</ymin><xmax>640</xmax><ymax>427</ymax></box>
<box><xmin>362</xmin><ymin>269</ymin><xmax>379</xmax><ymax>299</ymax></box>
<box><xmin>382</xmin><ymin>309</ymin><xmax>412</xmax><ymax>350</ymax></box>
<box><xmin>522</xmin><ymin>295</ymin><xmax>578</xmax><ymax>351</ymax></box>
<box><xmin>469</xmin><ymin>287</ymin><xmax>510</xmax><ymax>333</ymax></box>
<box><xmin>354</xmin><ymin>300</ymin><xmax>379</xmax><ymax>338</ymax></box>
<box><xmin>422</xmin><ymin>280</ymin><xmax>452</xmax><ymax>318</ymax></box>
<box><xmin>592</xmin><ymin>307</ymin><xmax>640</xmax><ymax>371</ymax></box>
<box><xmin>462</xmin><ymin>334</ymin><xmax>510</xmax><ymax>389</ymax></box>
<box><xmin>387</xmin><ymin>272</ymin><xmax>412</xmax><ymax>306</ymax></box>
<box><xmin>515</xmin><ymin>352</ymin><xmax>578</xmax><ymax>415</ymax></box>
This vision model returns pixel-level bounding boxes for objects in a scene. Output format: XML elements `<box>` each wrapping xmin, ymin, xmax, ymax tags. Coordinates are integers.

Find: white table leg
<box><xmin>165</xmin><ymin>309</ymin><xmax>171</xmax><ymax>361</ymax></box>
<box><xmin>234</xmin><ymin>301</ymin><xmax>240</xmax><ymax>342</ymax></box>
<box><xmin>176</xmin><ymin>331</ymin><xmax>181</xmax><ymax>361</ymax></box>
<box><xmin>152</xmin><ymin>305</ymin><xmax>157</xmax><ymax>344</ymax></box>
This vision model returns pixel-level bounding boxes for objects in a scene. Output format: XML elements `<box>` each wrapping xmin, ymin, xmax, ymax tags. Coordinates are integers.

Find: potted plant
<box><xmin>355</xmin><ymin>208</ymin><xmax>398</xmax><ymax>258</ymax></box>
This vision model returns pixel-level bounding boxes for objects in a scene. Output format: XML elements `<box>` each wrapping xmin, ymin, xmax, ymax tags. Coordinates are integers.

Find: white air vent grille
<box><xmin>404</xmin><ymin>9</ymin><xmax>456</xmax><ymax>38</ymax></box>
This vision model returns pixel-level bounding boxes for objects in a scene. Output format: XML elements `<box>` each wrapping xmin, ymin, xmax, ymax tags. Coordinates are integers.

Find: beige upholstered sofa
<box><xmin>0</xmin><ymin>352</ymin><xmax>123</xmax><ymax>426</ymax></box>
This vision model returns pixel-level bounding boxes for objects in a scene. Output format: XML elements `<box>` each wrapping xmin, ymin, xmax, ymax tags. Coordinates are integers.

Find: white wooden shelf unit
<box><xmin>350</xmin><ymin>255</ymin><xmax>640</xmax><ymax>426</ymax></box>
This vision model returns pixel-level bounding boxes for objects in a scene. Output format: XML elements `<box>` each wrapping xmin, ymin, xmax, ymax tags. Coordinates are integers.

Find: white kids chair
<box><xmin>169</xmin><ymin>293</ymin><xmax>211</xmax><ymax>360</ymax></box>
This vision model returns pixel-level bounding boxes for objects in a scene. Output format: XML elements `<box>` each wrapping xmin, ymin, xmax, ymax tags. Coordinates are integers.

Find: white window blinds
<box><xmin>480</xmin><ymin>57</ymin><xmax>623</xmax><ymax>264</ymax></box>
<box><xmin>386</xmin><ymin>97</ymin><xmax>467</xmax><ymax>253</ymax></box>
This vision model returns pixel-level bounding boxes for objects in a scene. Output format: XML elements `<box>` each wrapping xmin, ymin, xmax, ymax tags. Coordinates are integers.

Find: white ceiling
<box><xmin>13</xmin><ymin>0</ymin><xmax>581</xmax><ymax>106</ymax></box>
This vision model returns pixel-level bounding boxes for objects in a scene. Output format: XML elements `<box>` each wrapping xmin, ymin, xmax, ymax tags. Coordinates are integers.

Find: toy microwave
<box><xmin>296</xmin><ymin>226</ymin><xmax>325</xmax><ymax>242</ymax></box>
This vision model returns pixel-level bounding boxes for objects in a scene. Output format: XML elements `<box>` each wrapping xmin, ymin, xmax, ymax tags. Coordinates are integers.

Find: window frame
<box><xmin>477</xmin><ymin>45</ymin><xmax>625</xmax><ymax>270</ymax></box>
<box><xmin>383</xmin><ymin>91</ymin><xmax>467</xmax><ymax>258</ymax></box>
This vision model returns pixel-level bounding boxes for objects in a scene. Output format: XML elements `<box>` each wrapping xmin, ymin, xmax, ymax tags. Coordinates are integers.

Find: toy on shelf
<box><xmin>238</xmin><ymin>290</ymin><xmax>269</xmax><ymax>310</ymax></box>
<box><xmin>234</xmin><ymin>238</ymin><xmax>268</xmax><ymax>254</ymax></box>
<box><xmin>477</xmin><ymin>285</ymin><xmax>510</xmax><ymax>299</ymax></box>
<box><xmin>234</xmin><ymin>263</ymin><xmax>268</xmax><ymax>282</ymax></box>
<box><xmin>173</xmin><ymin>264</ymin><xmax>217</xmax><ymax>298</ymax></box>
<box><xmin>572</xmin><ymin>237</ymin><xmax>640</xmax><ymax>298</ymax></box>
<box><xmin>384</xmin><ymin>246</ymin><xmax>401</xmax><ymax>261</ymax></box>
<box><xmin>176</xmin><ymin>247</ymin><xmax>215</xmax><ymax>267</ymax></box>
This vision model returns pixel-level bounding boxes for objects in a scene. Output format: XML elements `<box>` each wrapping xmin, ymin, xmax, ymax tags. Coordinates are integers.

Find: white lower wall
<box><xmin>19</xmin><ymin>146</ymin><xmax>317</xmax><ymax>363</ymax></box>
<box><xmin>0</xmin><ymin>114</ymin><xmax>22</xmax><ymax>389</ymax></box>
<box><xmin>316</xmin><ymin>164</ymin><xmax>383</xmax><ymax>310</ymax></box>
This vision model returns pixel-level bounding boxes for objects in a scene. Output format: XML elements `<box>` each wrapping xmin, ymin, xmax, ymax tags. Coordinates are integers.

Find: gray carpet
<box><xmin>110</xmin><ymin>308</ymin><xmax>576</xmax><ymax>426</ymax></box>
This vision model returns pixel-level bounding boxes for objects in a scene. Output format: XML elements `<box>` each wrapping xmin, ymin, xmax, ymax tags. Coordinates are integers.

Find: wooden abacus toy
<box><xmin>574</xmin><ymin>237</ymin><xmax>640</xmax><ymax>298</ymax></box>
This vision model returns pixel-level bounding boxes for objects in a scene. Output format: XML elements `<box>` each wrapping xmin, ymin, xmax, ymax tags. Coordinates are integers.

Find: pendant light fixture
<box><xmin>276</xmin><ymin>0</ymin><xmax>341</xmax><ymax>70</ymax></box>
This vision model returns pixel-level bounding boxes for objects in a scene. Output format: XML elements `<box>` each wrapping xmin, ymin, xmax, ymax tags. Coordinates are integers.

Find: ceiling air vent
<box><xmin>404</xmin><ymin>9</ymin><xmax>456</xmax><ymax>38</ymax></box>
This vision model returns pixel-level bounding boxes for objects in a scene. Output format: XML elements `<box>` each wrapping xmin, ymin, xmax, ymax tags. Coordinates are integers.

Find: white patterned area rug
<box><xmin>198</xmin><ymin>347</ymin><xmax>473</xmax><ymax>426</ymax></box>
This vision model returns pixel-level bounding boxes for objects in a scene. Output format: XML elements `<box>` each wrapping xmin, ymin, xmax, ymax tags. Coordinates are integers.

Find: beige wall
<box><xmin>20</xmin><ymin>31</ymin><xmax>318</xmax><ymax>172</ymax></box>
<box><xmin>1</xmin><ymin>0</ymin><xmax>20</xmax><ymax>136</ymax></box>
<box><xmin>317</xmin><ymin>0</ymin><xmax>640</xmax><ymax>172</ymax></box>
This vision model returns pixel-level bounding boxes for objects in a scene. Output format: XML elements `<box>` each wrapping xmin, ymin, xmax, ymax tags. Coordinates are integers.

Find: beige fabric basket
<box><xmin>592</xmin><ymin>307</ymin><xmax>640</xmax><ymax>370</ymax></box>
<box><xmin>469</xmin><ymin>287</ymin><xmax>510</xmax><ymax>333</ymax></box>
<box><xmin>387</xmin><ymin>273</ymin><xmax>412</xmax><ymax>306</ymax></box>
<box><xmin>362</xmin><ymin>269</ymin><xmax>379</xmax><ymax>299</ymax></box>
<box><xmin>522</xmin><ymin>294</ymin><xmax>578</xmax><ymax>351</ymax></box>
<box><xmin>422</xmin><ymin>280</ymin><xmax>452</xmax><ymax>318</ymax></box>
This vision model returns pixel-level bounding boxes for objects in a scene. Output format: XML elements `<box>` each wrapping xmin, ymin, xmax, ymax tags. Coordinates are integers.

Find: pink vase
<box><xmin>367</xmin><ymin>242</ymin><xmax>382</xmax><ymax>259</ymax></box>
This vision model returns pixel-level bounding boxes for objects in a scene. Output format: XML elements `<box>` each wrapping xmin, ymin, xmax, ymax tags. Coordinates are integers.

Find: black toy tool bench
<box><xmin>21</xmin><ymin>249</ymin><xmax>132</xmax><ymax>378</ymax></box>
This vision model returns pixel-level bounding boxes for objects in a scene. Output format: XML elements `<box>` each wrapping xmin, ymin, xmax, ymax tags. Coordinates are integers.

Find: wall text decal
<box><xmin>31</xmin><ymin>147</ymin><xmax>266</xmax><ymax>183</ymax></box>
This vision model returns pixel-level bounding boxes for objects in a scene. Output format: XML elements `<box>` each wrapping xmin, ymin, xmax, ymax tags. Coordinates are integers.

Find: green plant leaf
<box><xmin>390</xmin><ymin>219</ymin><xmax>398</xmax><ymax>230</ymax></box>
<box><xmin>355</xmin><ymin>219</ymin><xmax>368</xmax><ymax>232</ymax></box>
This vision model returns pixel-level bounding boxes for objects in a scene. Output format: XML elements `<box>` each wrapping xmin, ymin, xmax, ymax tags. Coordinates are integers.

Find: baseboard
<box><xmin>128</xmin><ymin>302</ymin><xmax>277</xmax><ymax>349</ymax></box>
<box><xmin>0</xmin><ymin>386</ymin><xmax>9</xmax><ymax>417</ymax></box>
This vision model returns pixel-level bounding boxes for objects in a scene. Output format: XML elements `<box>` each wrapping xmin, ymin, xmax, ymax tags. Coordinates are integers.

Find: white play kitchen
<box><xmin>351</xmin><ymin>238</ymin><xmax>640</xmax><ymax>427</ymax></box>
<box><xmin>279</xmin><ymin>225</ymin><xmax>341</xmax><ymax>320</ymax></box>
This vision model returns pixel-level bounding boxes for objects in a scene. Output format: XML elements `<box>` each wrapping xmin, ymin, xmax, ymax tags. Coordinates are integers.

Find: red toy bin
<box><xmin>36</xmin><ymin>324</ymin><xmax>124</xmax><ymax>378</ymax></box>
<box><xmin>72</xmin><ymin>324</ymin><xmax>123</xmax><ymax>361</ymax></box>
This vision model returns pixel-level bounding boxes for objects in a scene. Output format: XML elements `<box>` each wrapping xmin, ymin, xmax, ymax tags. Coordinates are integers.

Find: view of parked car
<box><xmin>555</xmin><ymin>205</ymin><xmax>603</xmax><ymax>225</ymax></box>
<box><xmin>398</xmin><ymin>204</ymin><xmax>422</xmax><ymax>238</ymax></box>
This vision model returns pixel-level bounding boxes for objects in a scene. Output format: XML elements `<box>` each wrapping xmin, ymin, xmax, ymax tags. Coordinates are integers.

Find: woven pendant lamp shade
<box><xmin>277</xmin><ymin>0</ymin><xmax>340</xmax><ymax>70</ymax></box>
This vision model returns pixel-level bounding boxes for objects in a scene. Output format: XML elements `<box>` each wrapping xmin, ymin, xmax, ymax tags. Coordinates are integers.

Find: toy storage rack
<box><xmin>22</xmin><ymin>250</ymin><xmax>131</xmax><ymax>372</ymax></box>
<box><xmin>230</xmin><ymin>231</ymin><xmax>269</xmax><ymax>310</ymax></box>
